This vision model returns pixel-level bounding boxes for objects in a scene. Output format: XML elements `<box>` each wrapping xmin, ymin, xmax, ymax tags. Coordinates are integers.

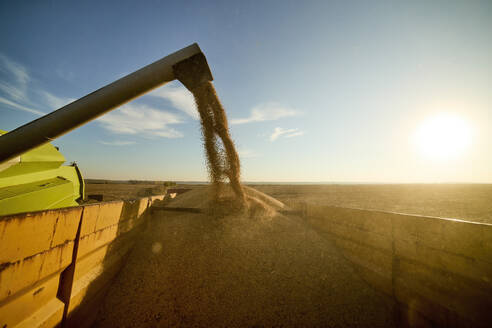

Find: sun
<box><xmin>413</xmin><ymin>113</ymin><xmax>472</xmax><ymax>161</ymax></box>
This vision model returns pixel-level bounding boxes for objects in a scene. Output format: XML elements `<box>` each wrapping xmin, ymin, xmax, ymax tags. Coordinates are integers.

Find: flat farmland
<box><xmin>251</xmin><ymin>184</ymin><xmax>492</xmax><ymax>224</ymax></box>
<box><xmin>85</xmin><ymin>183</ymin><xmax>167</xmax><ymax>201</ymax></box>
<box><xmin>86</xmin><ymin>182</ymin><xmax>492</xmax><ymax>224</ymax></box>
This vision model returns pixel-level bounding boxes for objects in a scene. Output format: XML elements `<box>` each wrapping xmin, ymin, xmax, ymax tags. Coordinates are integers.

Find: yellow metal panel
<box><xmin>73</xmin><ymin>230</ymin><xmax>136</xmax><ymax>282</ymax></box>
<box><xmin>16</xmin><ymin>297</ymin><xmax>65</xmax><ymax>328</ymax></box>
<box><xmin>0</xmin><ymin>241</ymin><xmax>74</xmax><ymax>302</ymax></box>
<box><xmin>79</xmin><ymin>203</ymin><xmax>101</xmax><ymax>237</ymax></box>
<box><xmin>93</xmin><ymin>202</ymin><xmax>124</xmax><ymax>232</ymax></box>
<box><xmin>395</xmin><ymin>237</ymin><xmax>492</xmax><ymax>287</ymax></box>
<box><xmin>392</xmin><ymin>213</ymin><xmax>492</xmax><ymax>265</ymax></box>
<box><xmin>0</xmin><ymin>207</ymin><xmax>82</xmax><ymax>263</ymax></box>
<box><xmin>332</xmin><ymin>235</ymin><xmax>393</xmax><ymax>278</ymax></box>
<box><xmin>311</xmin><ymin>218</ymin><xmax>392</xmax><ymax>252</ymax></box>
<box><xmin>353</xmin><ymin>264</ymin><xmax>393</xmax><ymax>296</ymax></box>
<box><xmin>67</xmin><ymin>244</ymin><xmax>130</xmax><ymax>316</ymax></box>
<box><xmin>307</xmin><ymin>205</ymin><xmax>393</xmax><ymax>236</ymax></box>
<box><xmin>395</xmin><ymin>260</ymin><xmax>490</xmax><ymax>326</ymax></box>
<box><xmin>303</xmin><ymin>203</ymin><xmax>492</xmax><ymax>327</ymax></box>
<box><xmin>77</xmin><ymin>214</ymin><xmax>146</xmax><ymax>259</ymax></box>
<box><xmin>0</xmin><ymin>273</ymin><xmax>62</xmax><ymax>328</ymax></box>
<box><xmin>0</xmin><ymin>193</ymin><xmax>166</xmax><ymax>327</ymax></box>
<box><xmin>394</xmin><ymin>284</ymin><xmax>443</xmax><ymax>327</ymax></box>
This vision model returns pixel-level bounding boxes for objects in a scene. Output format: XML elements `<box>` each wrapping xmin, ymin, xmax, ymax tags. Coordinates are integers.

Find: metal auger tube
<box><xmin>0</xmin><ymin>43</ymin><xmax>212</xmax><ymax>164</ymax></box>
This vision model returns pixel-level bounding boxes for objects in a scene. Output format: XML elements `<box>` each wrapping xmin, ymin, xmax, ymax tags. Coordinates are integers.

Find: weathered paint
<box><xmin>0</xmin><ymin>207</ymin><xmax>82</xmax><ymax>264</ymax></box>
<box><xmin>0</xmin><ymin>194</ymin><xmax>161</xmax><ymax>328</ymax></box>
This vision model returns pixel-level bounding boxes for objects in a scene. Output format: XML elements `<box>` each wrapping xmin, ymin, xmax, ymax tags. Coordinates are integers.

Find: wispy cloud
<box><xmin>0</xmin><ymin>54</ymin><xmax>74</xmax><ymax>118</ymax></box>
<box><xmin>99</xmin><ymin>140</ymin><xmax>137</xmax><ymax>146</ymax></box>
<box><xmin>270</xmin><ymin>127</ymin><xmax>304</xmax><ymax>141</ymax></box>
<box><xmin>0</xmin><ymin>90</ymin><xmax>74</xmax><ymax>116</ymax></box>
<box><xmin>0</xmin><ymin>55</ymin><xmax>187</xmax><ymax>140</ymax></box>
<box><xmin>0</xmin><ymin>53</ymin><xmax>30</xmax><ymax>102</ymax></box>
<box><xmin>0</xmin><ymin>54</ymin><xmax>30</xmax><ymax>84</ymax></box>
<box><xmin>231</xmin><ymin>102</ymin><xmax>299</xmax><ymax>125</ymax></box>
<box><xmin>0</xmin><ymin>54</ymin><xmax>29</xmax><ymax>86</ymax></box>
<box><xmin>97</xmin><ymin>103</ymin><xmax>183</xmax><ymax>138</ymax></box>
<box><xmin>41</xmin><ymin>91</ymin><xmax>75</xmax><ymax>109</ymax></box>
<box><xmin>148</xmin><ymin>82</ymin><xmax>198</xmax><ymax>120</ymax></box>
<box><xmin>0</xmin><ymin>96</ymin><xmax>45</xmax><ymax>115</ymax></box>
<box><xmin>0</xmin><ymin>53</ymin><xmax>52</xmax><ymax>116</ymax></box>
<box><xmin>0</xmin><ymin>81</ymin><xmax>25</xmax><ymax>101</ymax></box>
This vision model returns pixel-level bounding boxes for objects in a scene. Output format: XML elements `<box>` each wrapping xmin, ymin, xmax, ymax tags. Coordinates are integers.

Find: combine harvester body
<box><xmin>0</xmin><ymin>44</ymin><xmax>210</xmax><ymax>327</ymax></box>
<box><xmin>0</xmin><ymin>130</ymin><xmax>84</xmax><ymax>216</ymax></box>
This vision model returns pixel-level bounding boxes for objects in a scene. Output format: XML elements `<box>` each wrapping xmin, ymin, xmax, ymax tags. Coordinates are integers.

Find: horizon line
<box><xmin>85</xmin><ymin>178</ymin><xmax>492</xmax><ymax>185</ymax></box>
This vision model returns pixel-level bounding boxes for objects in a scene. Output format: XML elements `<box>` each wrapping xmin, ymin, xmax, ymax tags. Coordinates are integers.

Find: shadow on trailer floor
<box><xmin>93</xmin><ymin>210</ymin><xmax>396</xmax><ymax>327</ymax></box>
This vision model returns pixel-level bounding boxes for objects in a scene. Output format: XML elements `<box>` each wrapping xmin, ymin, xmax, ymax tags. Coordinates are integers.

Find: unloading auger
<box><xmin>0</xmin><ymin>43</ymin><xmax>245</xmax><ymax>216</ymax></box>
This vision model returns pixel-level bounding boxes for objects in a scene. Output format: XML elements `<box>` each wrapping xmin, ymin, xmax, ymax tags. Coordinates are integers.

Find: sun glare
<box><xmin>413</xmin><ymin>113</ymin><xmax>472</xmax><ymax>161</ymax></box>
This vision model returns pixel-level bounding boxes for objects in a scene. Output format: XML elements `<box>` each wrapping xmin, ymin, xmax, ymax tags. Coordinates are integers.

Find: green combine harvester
<box><xmin>0</xmin><ymin>43</ymin><xmax>212</xmax><ymax>217</ymax></box>
<box><xmin>0</xmin><ymin>130</ymin><xmax>84</xmax><ymax>216</ymax></box>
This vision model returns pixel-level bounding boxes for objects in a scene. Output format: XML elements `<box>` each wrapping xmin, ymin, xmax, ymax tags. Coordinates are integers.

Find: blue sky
<box><xmin>1</xmin><ymin>0</ymin><xmax>491</xmax><ymax>182</ymax></box>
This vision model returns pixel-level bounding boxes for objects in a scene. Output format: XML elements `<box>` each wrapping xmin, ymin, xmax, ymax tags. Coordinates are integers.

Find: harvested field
<box><xmin>93</xmin><ymin>186</ymin><xmax>396</xmax><ymax>327</ymax></box>
<box><xmin>85</xmin><ymin>183</ymin><xmax>168</xmax><ymax>201</ymax></box>
<box><xmin>86</xmin><ymin>183</ymin><xmax>492</xmax><ymax>223</ymax></box>
<box><xmin>251</xmin><ymin>184</ymin><xmax>492</xmax><ymax>224</ymax></box>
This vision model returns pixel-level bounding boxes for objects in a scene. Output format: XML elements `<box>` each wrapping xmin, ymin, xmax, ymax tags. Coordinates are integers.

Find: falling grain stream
<box><xmin>93</xmin><ymin>72</ymin><xmax>396</xmax><ymax>327</ymax></box>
